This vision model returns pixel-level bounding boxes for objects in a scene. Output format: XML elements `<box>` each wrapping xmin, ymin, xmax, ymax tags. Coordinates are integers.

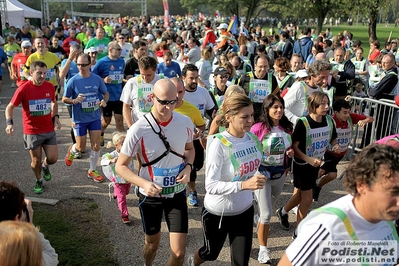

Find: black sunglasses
<box><xmin>154</xmin><ymin>94</ymin><xmax>177</xmax><ymax>105</ymax></box>
<box><xmin>77</xmin><ymin>63</ymin><xmax>90</xmax><ymax>67</ymax></box>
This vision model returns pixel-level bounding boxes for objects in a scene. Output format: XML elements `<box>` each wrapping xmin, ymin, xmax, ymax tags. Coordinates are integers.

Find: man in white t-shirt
<box><xmin>181</xmin><ymin>63</ymin><xmax>216</xmax><ymax>207</ymax></box>
<box><xmin>116</xmin><ymin>79</ymin><xmax>195</xmax><ymax>266</ymax></box>
<box><xmin>120</xmin><ymin>56</ymin><xmax>165</xmax><ymax>128</ymax></box>
<box><xmin>278</xmin><ymin>144</ymin><xmax>399</xmax><ymax>266</ymax></box>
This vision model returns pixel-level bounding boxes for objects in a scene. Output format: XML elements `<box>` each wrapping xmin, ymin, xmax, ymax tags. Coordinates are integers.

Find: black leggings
<box><xmin>198</xmin><ymin>205</ymin><xmax>254</xmax><ymax>266</ymax></box>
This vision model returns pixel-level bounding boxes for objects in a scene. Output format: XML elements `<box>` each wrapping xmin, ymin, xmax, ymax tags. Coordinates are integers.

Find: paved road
<box><xmin>0</xmin><ymin>69</ymin><xmax>349</xmax><ymax>266</ymax></box>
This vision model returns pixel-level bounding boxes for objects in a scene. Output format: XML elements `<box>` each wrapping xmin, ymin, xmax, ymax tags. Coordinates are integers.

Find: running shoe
<box><xmin>187</xmin><ymin>191</ymin><xmax>199</xmax><ymax>207</ymax></box>
<box><xmin>42</xmin><ymin>162</ymin><xmax>52</xmax><ymax>181</ymax></box>
<box><xmin>88</xmin><ymin>170</ymin><xmax>104</xmax><ymax>183</ymax></box>
<box><xmin>34</xmin><ymin>179</ymin><xmax>43</xmax><ymax>194</ymax></box>
<box><xmin>258</xmin><ymin>248</ymin><xmax>271</xmax><ymax>264</ymax></box>
<box><xmin>100</xmin><ymin>136</ymin><xmax>105</xmax><ymax>147</ymax></box>
<box><xmin>276</xmin><ymin>207</ymin><xmax>290</xmax><ymax>230</ymax></box>
<box><xmin>65</xmin><ymin>145</ymin><xmax>76</xmax><ymax>166</ymax></box>
<box><xmin>121</xmin><ymin>217</ymin><xmax>131</xmax><ymax>224</ymax></box>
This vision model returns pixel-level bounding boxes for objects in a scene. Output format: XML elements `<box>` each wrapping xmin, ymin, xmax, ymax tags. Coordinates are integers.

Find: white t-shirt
<box><xmin>119</xmin><ymin>42</ymin><xmax>133</xmax><ymax>63</ymax></box>
<box><xmin>183</xmin><ymin>86</ymin><xmax>215</xmax><ymax>117</ymax></box>
<box><xmin>121</xmin><ymin>112</ymin><xmax>194</xmax><ymax>197</ymax></box>
<box><xmin>286</xmin><ymin>194</ymin><xmax>399</xmax><ymax>266</ymax></box>
<box><xmin>120</xmin><ymin>74</ymin><xmax>164</xmax><ymax>122</ymax></box>
<box><xmin>204</xmin><ymin>131</ymin><xmax>262</xmax><ymax>216</ymax></box>
<box><xmin>195</xmin><ymin>59</ymin><xmax>212</xmax><ymax>88</ymax></box>
<box><xmin>283</xmin><ymin>81</ymin><xmax>320</xmax><ymax>125</ymax></box>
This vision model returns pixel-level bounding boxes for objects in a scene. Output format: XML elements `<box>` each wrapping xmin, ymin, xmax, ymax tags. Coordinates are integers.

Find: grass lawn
<box><xmin>319</xmin><ymin>24</ymin><xmax>398</xmax><ymax>54</ymax></box>
<box><xmin>33</xmin><ymin>198</ymin><xmax>118</xmax><ymax>266</ymax></box>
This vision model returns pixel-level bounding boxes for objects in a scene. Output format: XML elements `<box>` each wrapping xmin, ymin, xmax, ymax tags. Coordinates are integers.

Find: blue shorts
<box><xmin>72</xmin><ymin>119</ymin><xmax>101</xmax><ymax>137</ymax></box>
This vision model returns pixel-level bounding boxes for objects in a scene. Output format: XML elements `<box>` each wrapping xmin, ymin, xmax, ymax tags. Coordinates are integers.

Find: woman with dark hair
<box><xmin>368</xmin><ymin>39</ymin><xmax>381</xmax><ymax>64</ymax></box>
<box><xmin>250</xmin><ymin>94</ymin><xmax>294</xmax><ymax>263</ymax></box>
<box><xmin>304</xmin><ymin>43</ymin><xmax>323</xmax><ymax>69</ymax></box>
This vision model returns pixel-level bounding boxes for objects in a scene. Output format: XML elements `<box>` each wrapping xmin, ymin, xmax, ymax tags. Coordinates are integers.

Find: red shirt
<box><xmin>11</xmin><ymin>52</ymin><xmax>29</xmax><ymax>87</ymax></box>
<box><xmin>62</xmin><ymin>37</ymin><xmax>81</xmax><ymax>55</ymax></box>
<box><xmin>11</xmin><ymin>80</ymin><xmax>56</xmax><ymax>134</ymax></box>
<box><xmin>202</xmin><ymin>27</ymin><xmax>217</xmax><ymax>48</ymax></box>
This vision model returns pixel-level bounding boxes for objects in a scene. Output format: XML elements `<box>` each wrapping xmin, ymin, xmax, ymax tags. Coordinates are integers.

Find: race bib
<box><xmin>45</xmin><ymin>69</ymin><xmax>55</xmax><ymax>81</ymax></box>
<box><xmin>81</xmin><ymin>96</ymin><xmax>99</xmax><ymax>112</ymax></box>
<box><xmin>109</xmin><ymin>70</ymin><xmax>123</xmax><ymax>84</ymax></box>
<box><xmin>336</xmin><ymin>127</ymin><xmax>351</xmax><ymax>152</ymax></box>
<box><xmin>29</xmin><ymin>98</ymin><xmax>51</xmax><ymax>116</ymax></box>
<box><xmin>261</xmin><ymin>132</ymin><xmax>291</xmax><ymax>166</ymax></box>
<box><xmin>249</xmin><ymin>79</ymin><xmax>270</xmax><ymax>103</ymax></box>
<box><xmin>308</xmin><ymin>126</ymin><xmax>331</xmax><ymax>159</ymax></box>
<box><xmin>138</xmin><ymin>83</ymin><xmax>154</xmax><ymax>113</ymax></box>
<box><xmin>153</xmin><ymin>164</ymin><xmax>186</xmax><ymax>197</ymax></box>
<box><xmin>231</xmin><ymin>141</ymin><xmax>261</xmax><ymax>181</ymax></box>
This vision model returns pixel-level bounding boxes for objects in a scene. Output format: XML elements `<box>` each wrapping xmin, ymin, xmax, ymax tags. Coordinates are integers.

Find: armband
<box><xmin>6</xmin><ymin>118</ymin><xmax>13</xmax><ymax>125</ymax></box>
<box><xmin>184</xmin><ymin>163</ymin><xmax>193</xmax><ymax>171</ymax></box>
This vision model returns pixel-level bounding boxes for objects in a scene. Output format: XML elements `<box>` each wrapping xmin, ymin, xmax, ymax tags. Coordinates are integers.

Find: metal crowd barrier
<box><xmin>344</xmin><ymin>96</ymin><xmax>399</xmax><ymax>160</ymax></box>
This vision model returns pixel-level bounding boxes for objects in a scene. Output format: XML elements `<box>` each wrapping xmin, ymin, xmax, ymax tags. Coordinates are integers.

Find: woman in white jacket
<box><xmin>188</xmin><ymin>94</ymin><xmax>266</xmax><ymax>266</ymax></box>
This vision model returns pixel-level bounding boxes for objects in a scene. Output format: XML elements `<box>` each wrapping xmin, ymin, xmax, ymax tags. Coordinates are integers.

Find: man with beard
<box><xmin>237</xmin><ymin>54</ymin><xmax>279</xmax><ymax>122</ymax></box>
<box><xmin>124</xmin><ymin>41</ymin><xmax>148</xmax><ymax>80</ymax></box>
<box><xmin>182</xmin><ymin>64</ymin><xmax>216</xmax><ymax>207</ymax></box>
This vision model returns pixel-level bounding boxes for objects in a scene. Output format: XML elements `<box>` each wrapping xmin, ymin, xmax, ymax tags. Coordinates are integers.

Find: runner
<box><xmin>62</xmin><ymin>53</ymin><xmax>109</xmax><ymax>182</ymax></box>
<box><xmin>11</xmin><ymin>40</ymin><xmax>32</xmax><ymax>88</ymax></box>
<box><xmin>116</xmin><ymin>79</ymin><xmax>195</xmax><ymax>266</ymax></box>
<box><xmin>5</xmin><ymin>60</ymin><xmax>61</xmax><ymax>194</ymax></box>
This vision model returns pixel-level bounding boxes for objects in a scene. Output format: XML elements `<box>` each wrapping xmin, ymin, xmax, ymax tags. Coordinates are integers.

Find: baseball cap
<box><xmin>217</xmin><ymin>23</ymin><xmax>228</xmax><ymax>30</ymax></box>
<box><xmin>86</xmin><ymin>47</ymin><xmax>98</xmax><ymax>53</ymax></box>
<box><xmin>21</xmin><ymin>40</ymin><xmax>32</xmax><ymax>48</ymax></box>
<box><xmin>121</xmin><ymin>29</ymin><xmax>129</xmax><ymax>35</ymax></box>
<box><xmin>145</xmin><ymin>34</ymin><xmax>154</xmax><ymax>40</ymax></box>
<box><xmin>214</xmin><ymin>67</ymin><xmax>228</xmax><ymax>76</ymax></box>
<box><xmin>295</xmin><ymin>69</ymin><xmax>308</xmax><ymax>79</ymax></box>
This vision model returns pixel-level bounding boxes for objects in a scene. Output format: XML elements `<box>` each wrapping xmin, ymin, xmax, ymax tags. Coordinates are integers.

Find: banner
<box><xmin>163</xmin><ymin>0</ymin><xmax>170</xmax><ymax>27</ymax></box>
<box><xmin>66</xmin><ymin>11</ymin><xmax>119</xmax><ymax>18</ymax></box>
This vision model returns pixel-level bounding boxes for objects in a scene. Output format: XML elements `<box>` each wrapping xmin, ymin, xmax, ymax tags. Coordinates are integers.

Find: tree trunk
<box><xmin>317</xmin><ymin>13</ymin><xmax>325</xmax><ymax>35</ymax></box>
<box><xmin>368</xmin><ymin>9</ymin><xmax>378</xmax><ymax>42</ymax></box>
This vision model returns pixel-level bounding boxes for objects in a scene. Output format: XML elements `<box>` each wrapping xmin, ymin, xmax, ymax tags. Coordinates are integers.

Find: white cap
<box><xmin>133</xmin><ymin>36</ymin><xmax>140</xmax><ymax>43</ymax></box>
<box><xmin>295</xmin><ymin>69</ymin><xmax>308</xmax><ymax>79</ymax></box>
<box><xmin>85</xmin><ymin>47</ymin><xmax>98</xmax><ymax>54</ymax></box>
<box><xmin>145</xmin><ymin>34</ymin><xmax>154</xmax><ymax>40</ymax></box>
<box><xmin>217</xmin><ymin>23</ymin><xmax>228</xmax><ymax>30</ymax></box>
<box><xmin>21</xmin><ymin>40</ymin><xmax>32</xmax><ymax>47</ymax></box>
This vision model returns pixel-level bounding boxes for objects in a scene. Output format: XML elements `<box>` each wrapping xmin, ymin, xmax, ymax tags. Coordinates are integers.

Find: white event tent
<box><xmin>7</xmin><ymin>0</ymin><xmax>42</xmax><ymax>28</ymax></box>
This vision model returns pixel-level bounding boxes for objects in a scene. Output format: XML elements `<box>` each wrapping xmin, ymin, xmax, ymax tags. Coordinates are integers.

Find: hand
<box><xmin>193</xmin><ymin>128</ymin><xmax>204</xmax><ymax>139</ymax></box>
<box><xmin>331</xmin><ymin>144</ymin><xmax>340</xmax><ymax>153</ymax></box>
<box><xmin>308</xmin><ymin>157</ymin><xmax>322</xmax><ymax>167</ymax></box>
<box><xmin>75</xmin><ymin>94</ymin><xmax>86</xmax><ymax>103</ymax></box>
<box><xmin>142</xmin><ymin>181</ymin><xmax>163</xmax><ymax>197</ymax></box>
<box><xmin>103</xmin><ymin>76</ymin><xmax>112</xmax><ymax>84</ymax></box>
<box><xmin>242</xmin><ymin>174</ymin><xmax>267</xmax><ymax>191</ymax></box>
<box><xmin>68</xmin><ymin>49</ymin><xmax>79</xmax><ymax>61</ymax></box>
<box><xmin>286</xmin><ymin>148</ymin><xmax>294</xmax><ymax>158</ymax></box>
<box><xmin>99</xmin><ymin>99</ymin><xmax>107</xmax><ymax>107</ymax></box>
<box><xmin>331</xmin><ymin>70</ymin><xmax>339</xmax><ymax>79</ymax></box>
<box><xmin>5</xmin><ymin>125</ymin><xmax>14</xmax><ymax>136</ymax></box>
<box><xmin>344</xmin><ymin>95</ymin><xmax>351</xmax><ymax>101</ymax></box>
<box><xmin>176</xmin><ymin>166</ymin><xmax>191</xmax><ymax>184</ymax></box>
<box><xmin>20</xmin><ymin>199</ymin><xmax>34</xmax><ymax>223</ymax></box>
<box><xmin>54</xmin><ymin>117</ymin><xmax>62</xmax><ymax>130</ymax></box>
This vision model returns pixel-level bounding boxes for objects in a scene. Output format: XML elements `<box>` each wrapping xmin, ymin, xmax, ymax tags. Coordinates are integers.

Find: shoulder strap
<box><xmin>299</xmin><ymin>117</ymin><xmax>312</xmax><ymax>157</ymax></box>
<box><xmin>141</xmin><ymin>113</ymin><xmax>185</xmax><ymax>167</ymax></box>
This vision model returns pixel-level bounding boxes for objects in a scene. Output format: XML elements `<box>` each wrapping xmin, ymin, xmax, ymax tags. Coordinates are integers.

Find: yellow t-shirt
<box><xmin>25</xmin><ymin>51</ymin><xmax>61</xmax><ymax>87</ymax></box>
<box><xmin>174</xmin><ymin>100</ymin><xmax>205</xmax><ymax>127</ymax></box>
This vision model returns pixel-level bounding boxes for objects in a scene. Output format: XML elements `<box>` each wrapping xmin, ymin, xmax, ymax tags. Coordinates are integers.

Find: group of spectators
<box><xmin>2</xmin><ymin>15</ymin><xmax>399</xmax><ymax>266</ymax></box>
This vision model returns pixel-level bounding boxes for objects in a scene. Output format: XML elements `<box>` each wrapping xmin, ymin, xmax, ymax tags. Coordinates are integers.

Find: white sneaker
<box><xmin>187</xmin><ymin>255</ymin><xmax>194</xmax><ymax>266</ymax></box>
<box><xmin>258</xmin><ymin>248</ymin><xmax>271</xmax><ymax>264</ymax></box>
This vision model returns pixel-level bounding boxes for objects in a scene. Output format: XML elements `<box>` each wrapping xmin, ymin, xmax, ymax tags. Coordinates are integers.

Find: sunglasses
<box><xmin>77</xmin><ymin>63</ymin><xmax>90</xmax><ymax>67</ymax></box>
<box><xmin>220</xmin><ymin>75</ymin><xmax>229</xmax><ymax>79</ymax></box>
<box><xmin>118</xmin><ymin>37</ymin><xmax>125</xmax><ymax>39</ymax></box>
<box><xmin>154</xmin><ymin>94</ymin><xmax>177</xmax><ymax>105</ymax></box>
<box><xmin>112</xmin><ymin>48</ymin><xmax>122</xmax><ymax>51</ymax></box>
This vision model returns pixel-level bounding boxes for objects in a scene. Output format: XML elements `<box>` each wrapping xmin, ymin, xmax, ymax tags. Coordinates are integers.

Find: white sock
<box><xmin>281</xmin><ymin>208</ymin><xmax>288</xmax><ymax>215</ymax></box>
<box><xmin>89</xmin><ymin>150</ymin><xmax>100</xmax><ymax>171</ymax></box>
<box><xmin>71</xmin><ymin>143</ymin><xmax>77</xmax><ymax>153</ymax></box>
<box><xmin>42</xmin><ymin>160</ymin><xmax>47</xmax><ymax>168</ymax></box>
<box><xmin>259</xmin><ymin>245</ymin><xmax>268</xmax><ymax>252</ymax></box>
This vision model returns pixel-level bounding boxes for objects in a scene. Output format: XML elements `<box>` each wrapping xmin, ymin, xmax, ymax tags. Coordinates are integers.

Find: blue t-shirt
<box><xmin>93</xmin><ymin>56</ymin><xmax>125</xmax><ymax>101</ymax></box>
<box><xmin>61</xmin><ymin>59</ymin><xmax>79</xmax><ymax>87</ymax></box>
<box><xmin>64</xmin><ymin>73</ymin><xmax>108</xmax><ymax>123</ymax></box>
<box><xmin>157</xmin><ymin>61</ymin><xmax>182</xmax><ymax>78</ymax></box>
<box><xmin>0</xmin><ymin>49</ymin><xmax>8</xmax><ymax>77</ymax></box>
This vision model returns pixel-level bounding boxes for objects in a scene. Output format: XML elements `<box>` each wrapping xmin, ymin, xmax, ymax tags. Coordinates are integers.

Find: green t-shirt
<box><xmin>4</xmin><ymin>43</ymin><xmax>21</xmax><ymax>63</ymax></box>
<box><xmin>85</xmin><ymin>37</ymin><xmax>110</xmax><ymax>60</ymax></box>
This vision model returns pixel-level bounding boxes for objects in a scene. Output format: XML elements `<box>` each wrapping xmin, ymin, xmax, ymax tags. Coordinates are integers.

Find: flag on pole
<box><xmin>163</xmin><ymin>0</ymin><xmax>170</xmax><ymax>27</ymax></box>
<box><xmin>227</xmin><ymin>15</ymin><xmax>239</xmax><ymax>35</ymax></box>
